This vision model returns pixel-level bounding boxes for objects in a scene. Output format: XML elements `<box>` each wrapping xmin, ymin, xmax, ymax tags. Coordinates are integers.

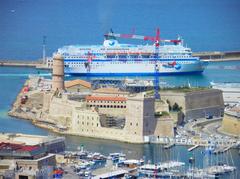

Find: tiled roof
<box><xmin>0</xmin><ymin>142</ymin><xmax>39</xmax><ymax>152</ymax></box>
<box><xmin>86</xmin><ymin>95</ymin><xmax>126</xmax><ymax>102</ymax></box>
<box><xmin>65</xmin><ymin>79</ymin><xmax>91</xmax><ymax>89</ymax></box>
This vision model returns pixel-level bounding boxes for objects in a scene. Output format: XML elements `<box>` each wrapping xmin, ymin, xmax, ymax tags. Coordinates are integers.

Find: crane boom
<box><xmin>104</xmin><ymin>28</ymin><xmax>181</xmax><ymax>46</ymax></box>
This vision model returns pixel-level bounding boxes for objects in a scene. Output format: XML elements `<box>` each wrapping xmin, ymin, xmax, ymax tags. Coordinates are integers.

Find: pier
<box><xmin>188</xmin><ymin>145</ymin><xmax>199</xmax><ymax>152</ymax></box>
<box><xmin>193</xmin><ymin>50</ymin><xmax>240</xmax><ymax>61</ymax></box>
<box><xmin>0</xmin><ymin>60</ymin><xmax>41</xmax><ymax>67</ymax></box>
<box><xmin>213</xmin><ymin>145</ymin><xmax>234</xmax><ymax>154</ymax></box>
<box><xmin>164</xmin><ymin>143</ymin><xmax>175</xmax><ymax>149</ymax></box>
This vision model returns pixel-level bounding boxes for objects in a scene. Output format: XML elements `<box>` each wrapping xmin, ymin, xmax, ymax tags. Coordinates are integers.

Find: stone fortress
<box><xmin>9</xmin><ymin>54</ymin><xmax>225</xmax><ymax>143</ymax></box>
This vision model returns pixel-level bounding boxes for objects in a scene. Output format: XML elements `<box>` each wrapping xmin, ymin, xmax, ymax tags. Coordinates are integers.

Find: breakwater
<box><xmin>0</xmin><ymin>60</ymin><xmax>40</xmax><ymax>67</ymax></box>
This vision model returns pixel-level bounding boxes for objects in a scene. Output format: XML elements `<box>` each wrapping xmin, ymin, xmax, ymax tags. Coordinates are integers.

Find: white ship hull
<box><xmin>56</xmin><ymin>30</ymin><xmax>208</xmax><ymax>76</ymax></box>
<box><xmin>64</xmin><ymin>58</ymin><xmax>207</xmax><ymax>76</ymax></box>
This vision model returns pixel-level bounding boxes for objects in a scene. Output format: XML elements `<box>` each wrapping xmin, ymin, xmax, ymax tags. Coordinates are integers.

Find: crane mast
<box><xmin>105</xmin><ymin>28</ymin><xmax>164</xmax><ymax>99</ymax></box>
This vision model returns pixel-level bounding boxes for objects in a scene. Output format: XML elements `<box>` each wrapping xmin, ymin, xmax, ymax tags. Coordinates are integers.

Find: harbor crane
<box><xmin>104</xmin><ymin>28</ymin><xmax>182</xmax><ymax>46</ymax></box>
<box><xmin>105</xmin><ymin>28</ymin><xmax>182</xmax><ymax>99</ymax></box>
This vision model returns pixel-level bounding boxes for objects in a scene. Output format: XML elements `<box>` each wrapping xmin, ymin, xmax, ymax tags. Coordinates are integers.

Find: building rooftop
<box><xmin>65</xmin><ymin>79</ymin><xmax>91</xmax><ymax>89</ymax></box>
<box><xmin>0</xmin><ymin>142</ymin><xmax>44</xmax><ymax>158</ymax></box>
<box><xmin>0</xmin><ymin>133</ymin><xmax>64</xmax><ymax>146</ymax></box>
<box><xmin>0</xmin><ymin>142</ymin><xmax>39</xmax><ymax>152</ymax></box>
<box><xmin>93</xmin><ymin>87</ymin><xmax>128</xmax><ymax>94</ymax></box>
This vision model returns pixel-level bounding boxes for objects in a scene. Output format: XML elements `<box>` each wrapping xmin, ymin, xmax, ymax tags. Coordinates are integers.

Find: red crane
<box><xmin>104</xmin><ymin>28</ymin><xmax>182</xmax><ymax>46</ymax></box>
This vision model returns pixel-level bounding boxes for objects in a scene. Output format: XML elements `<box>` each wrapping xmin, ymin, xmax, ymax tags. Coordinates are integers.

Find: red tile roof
<box><xmin>0</xmin><ymin>142</ymin><xmax>39</xmax><ymax>152</ymax></box>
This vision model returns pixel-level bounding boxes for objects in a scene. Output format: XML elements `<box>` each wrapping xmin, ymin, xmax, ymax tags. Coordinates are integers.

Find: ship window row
<box><xmin>65</xmin><ymin>56</ymin><xmax>191</xmax><ymax>61</ymax></box>
<box><xmin>67</xmin><ymin>61</ymin><xmax>192</xmax><ymax>66</ymax></box>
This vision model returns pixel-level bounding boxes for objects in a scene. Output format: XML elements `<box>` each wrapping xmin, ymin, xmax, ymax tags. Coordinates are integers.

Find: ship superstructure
<box><xmin>56</xmin><ymin>29</ymin><xmax>207</xmax><ymax>75</ymax></box>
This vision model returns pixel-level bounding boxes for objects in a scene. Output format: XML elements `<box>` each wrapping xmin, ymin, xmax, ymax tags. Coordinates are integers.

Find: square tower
<box><xmin>124</xmin><ymin>93</ymin><xmax>156</xmax><ymax>143</ymax></box>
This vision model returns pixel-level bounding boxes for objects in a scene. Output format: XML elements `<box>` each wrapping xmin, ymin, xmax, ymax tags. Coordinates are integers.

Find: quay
<box><xmin>0</xmin><ymin>60</ymin><xmax>41</xmax><ymax>67</ymax></box>
<box><xmin>0</xmin><ymin>50</ymin><xmax>240</xmax><ymax>69</ymax></box>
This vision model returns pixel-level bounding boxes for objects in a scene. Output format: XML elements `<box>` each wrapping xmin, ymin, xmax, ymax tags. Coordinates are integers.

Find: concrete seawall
<box><xmin>0</xmin><ymin>60</ymin><xmax>40</xmax><ymax>67</ymax></box>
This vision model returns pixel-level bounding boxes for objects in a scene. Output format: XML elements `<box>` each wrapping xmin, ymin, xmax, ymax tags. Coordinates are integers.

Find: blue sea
<box><xmin>0</xmin><ymin>0</ymin><xmax>240</xmax><ymax>60</ymax></box>
<box><xmin>0</xmin><ymin>0</ymin><xmax>240</xmax><ymax>178</ymax></box>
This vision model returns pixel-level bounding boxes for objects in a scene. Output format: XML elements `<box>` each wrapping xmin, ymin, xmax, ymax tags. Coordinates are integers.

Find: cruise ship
<box><xmin>56</xmin><ymin>29</ymin><xmax>207</xmax><ymax>76</ymax></box>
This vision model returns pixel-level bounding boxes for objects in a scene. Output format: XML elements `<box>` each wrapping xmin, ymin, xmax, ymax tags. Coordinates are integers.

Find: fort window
<box><xmin>136</xmin><ymin>123</ymin><xmax>138</xmax><ymax>126</ymax></box>
<box><xmin>130</xmin><ymin>122</ymin><xmax>132</xmax><ymax>126</ymax></box>
<box><xmin>97</xmin><ymin>123</ymin><xmax>99</xmax><ymax>127</ymax></box>
<box><xmin>87</xmin><ymin>122</ymin><xmax>89</xmax><ymax>125</ymax></box>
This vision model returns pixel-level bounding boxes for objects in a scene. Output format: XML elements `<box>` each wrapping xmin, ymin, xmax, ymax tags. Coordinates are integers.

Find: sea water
<box><xmin>0</xmin><ymin>0</ymin><xmax>240</xmax><ymax>60</ymax></box>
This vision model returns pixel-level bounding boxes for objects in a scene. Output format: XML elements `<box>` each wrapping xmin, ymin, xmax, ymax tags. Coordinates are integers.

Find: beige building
<box><xmin>70</xmin><ymin>93</ymin><xmax>157</xmax><ymax>143</ymax></box>
<box><xmin>160</xmin><ymin>89</ymin><xmax>224</xmax><ymax>121</ymax></box>
<box><xmin>86</xmin><ymin>95</ymin><xmax>127</xmax><ymax>116</ymax></box>
<box><xmin>221</xmin><ymin>106</ymin><xmax>240</xmax><ymax>136</ymax></box>
<box><xmin>0</xmin><ymin>133</ymin><xmax>61</xmax><ymax>179</ymax></box>
<box><xmin>154</xmin><ymin>116</ymin><xmax>174</xmax><ymax>138</ymax></box>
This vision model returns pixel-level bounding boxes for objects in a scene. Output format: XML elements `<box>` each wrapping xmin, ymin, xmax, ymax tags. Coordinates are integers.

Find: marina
<box><xmin>53</xmin><ymin>147</ymin><xmax>238</xmax><ymax>178</ymax></box>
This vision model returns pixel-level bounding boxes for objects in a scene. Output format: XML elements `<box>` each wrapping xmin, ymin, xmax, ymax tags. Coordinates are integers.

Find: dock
<box><xmin>188</xmin><ymin>145</ymin><xmax>199</xmax><ymax>152</ymax></box>
<box><xmin>164</xmin><ymin>143</ymin><xmax>175</xmax><ymax>149</ymax></box>
<box><xmin>0</xmin><ymin>60</ymin><xmax>40</xmax><ymax>67</ymax></box>
<box><xmin>213</xmin><ymin>145</ymin><xmax>233</xmax><ymax>154</ymax></box>
<box><xmin>0</xmin><ymin>59</ymin><xmax>51</xmax><ymax>69</ymax></box>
